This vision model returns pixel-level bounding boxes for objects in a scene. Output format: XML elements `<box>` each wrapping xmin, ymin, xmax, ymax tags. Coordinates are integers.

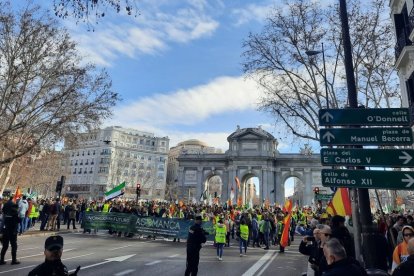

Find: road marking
<box><xmin>114</xmin><ymin>269</ymin><xmax>136</xmax><ymax>276</ymax></box>
<box><xmin>168</xmin><ymin>254</ymin><xmax>180</xmax><ymax>258</ymax></box>
<box><xmin>256</xmin><ymin>252</ymin><xmax>278</xmax><ymax>276</ymax></box>
<box><xmin>146</xmin><ymin>260</ymin><xmax>162</xmax><ymax>266</ymax></box>
<box><xmin>5</xmin><ymin>248</ymin><xmax>75</xmax><ymax>262</ymax></box>
<box><xmin>63</xmin><ymin>253</ymin><xmax>94</xmax><ymax>260</ymax></box>
<box><xmin>0</xmin><ymin>250</ymin><xmax>85</xmax><ymax>274</ymax></box>
<box><xmin>109</xmin><ymin>245</ymin><xmax>130</xmax><ymax>251</ymax></box>
<box><xmin>68</xmin><ymin>254</ymin><xmax>136</xmax><ymax>273</ymax></box>
<box><xmin>241</xmin><ymin>250</ymin><xmax>276</xmax><ymax>276</ymax></box>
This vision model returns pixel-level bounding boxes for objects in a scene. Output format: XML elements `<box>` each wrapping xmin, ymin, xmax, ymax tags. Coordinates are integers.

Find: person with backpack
<box><xmin>392</xmin><ymin>225</ymin><xmax>414</xmax><ymax>273</ymax></box>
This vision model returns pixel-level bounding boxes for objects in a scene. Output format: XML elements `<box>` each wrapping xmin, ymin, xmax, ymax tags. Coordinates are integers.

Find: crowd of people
<box><xmin>2</xmin><ymin>195</ymin><xmax>414</xmax><ymax>275</ymax></box>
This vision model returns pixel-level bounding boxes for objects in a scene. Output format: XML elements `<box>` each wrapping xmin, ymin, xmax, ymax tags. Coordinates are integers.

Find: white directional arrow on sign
<box><xmin>399</xmin><ymin>151</ymin><xmax>413</xmax><ymax>165</ymax></box>
<box><xmin>402</xmin><ymin>174</ymin><xmax>414</xmax><ymax>188</ymax></box>
<box><xmin>322</xmin><ymin>131</ymin><xmax>335</xmax><ymax>143</ymax></box>
<box><xmin>321</xmin><ymin>112</ymin><xmax>334</xmax><ymax>123</ymax></box>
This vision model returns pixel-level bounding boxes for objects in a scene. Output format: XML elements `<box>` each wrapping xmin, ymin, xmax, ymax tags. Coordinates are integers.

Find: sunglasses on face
<box><xmin>320</xmin><ymin>233</ymin><xmax>331</xmax><ymax>237</ymax></box>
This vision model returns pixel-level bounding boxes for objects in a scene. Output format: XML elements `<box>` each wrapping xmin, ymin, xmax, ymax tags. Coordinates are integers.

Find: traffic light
<box><xmin>136</xmin><ymin>183</ymin><xmax>141</xmax><ymax>197</ymax></box>
<box><xmin>55</xmin><ymin>176</ymin><xmax>65</xmax><ymax>194</ymax></box>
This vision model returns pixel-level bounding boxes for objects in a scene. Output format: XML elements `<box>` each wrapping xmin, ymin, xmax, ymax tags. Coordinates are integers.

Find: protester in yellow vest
<box><xmin>102</xmin><ymin>202</ymin><xmax>110</xmax><ymax>212</ymax></box>
<box><xmin>239</xmin><ymin>219</ymin><xmax>249</xmax><ymax>257</ymax></box>
<box><xmin>215</xmin><ymin>218</ymin><xmax>227</xmax><ymax>261</ymax></box>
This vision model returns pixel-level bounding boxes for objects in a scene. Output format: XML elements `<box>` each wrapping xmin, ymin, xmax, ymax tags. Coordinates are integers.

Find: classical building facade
<box><xmin>166</xmin><ymin>139</ymin><xmax>221</xmax><ymax>200</ymax></box>
<box><xmin>176</xmin><ymin>127</ymin><xmax>323</xmax><ymax>206</ymax></box>
<box><xmin>390</xmin><ymin>0</ymin><xmax>414</xmax><ymax>109</ymax></box>
<box><xmin>64</xmin><ymin>126</ymin><xmax>169</xmax><ymax>200</ymax></box>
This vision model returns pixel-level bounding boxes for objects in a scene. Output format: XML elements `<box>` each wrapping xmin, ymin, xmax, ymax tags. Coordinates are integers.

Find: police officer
<box><xmin>28</xmin><ymin>235</ymin><xmax>80</xmax><ymax>276</ymax></box>
<box><xmin>0</xmin><ymin>196</ymin><xmax>20</xmax><ymax>265</ymax></box>
<box><xmin>185</xmin><ymin>215</ymin><xmax>207</xmax><ymax>276</ymax></box>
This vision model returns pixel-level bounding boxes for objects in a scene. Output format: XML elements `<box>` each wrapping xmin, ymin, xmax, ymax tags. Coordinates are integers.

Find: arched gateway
<box><xmin>177</xmin><ymin>127</ymin><xmax>323</xmax><ymax>205</ymax></box>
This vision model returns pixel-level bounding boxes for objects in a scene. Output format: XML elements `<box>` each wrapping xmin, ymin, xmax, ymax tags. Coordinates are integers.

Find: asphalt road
<box><xmin>0</xmin><ymin>231</ymin><xmax>308</xmax><ymax>276</ymax></box>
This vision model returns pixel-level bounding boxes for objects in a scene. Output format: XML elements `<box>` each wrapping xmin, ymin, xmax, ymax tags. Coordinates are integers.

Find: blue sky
<box><xmin>35</xmin><ymin>0</ymin><xmax>336</xmax><ymax>195</ymax></box>
<box><xmin>36</xmin><ymin>0</ymin><xmax>316</xmax><ymax>154</ymax></box>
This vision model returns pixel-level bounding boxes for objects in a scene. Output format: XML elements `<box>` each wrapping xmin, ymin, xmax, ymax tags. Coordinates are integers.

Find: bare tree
<box><xmin>0</xmin><ymin>1</ymin><xmax>120</xmax><ymax>175</ymax></box>
<box><xmin>242</xmin><ymin>0</ymin><xmax>400</xmax><ymax>143</ymax></box>
<box><xmin>53</xmin><ymin>0</ymin><xmax>139</xmax><ymax>29</ymax></box>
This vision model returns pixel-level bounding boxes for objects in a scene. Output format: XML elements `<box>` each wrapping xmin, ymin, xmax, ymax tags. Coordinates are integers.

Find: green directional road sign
<box><xmin>319</xmin><ymin>108</ymin><xmax>411</xmax><ymax>126</ymax></box>
<box><xmin>321</xmin><ymin>148</ymin><xmax>414</xmax><ymax>167</ymax></box>
<box><xmin>315</xmin><ymin>194</ymin><xmax>333</xmax><ymax>201</ymax></box>
<box><xmin>322</xmin><ymin>169</ymin><xmax>414</xmax><ymax>190</ymax></box>
<box><xmin>319</xmin><ymin>127</ymin><xmax>413</xmax><ymax>146</ymax></box>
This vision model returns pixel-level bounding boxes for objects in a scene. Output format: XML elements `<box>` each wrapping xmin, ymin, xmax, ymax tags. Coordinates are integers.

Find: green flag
<box><xmin>105</xmin><ymin>182</ymin><xmax>126</xmax><ymax>200</ymax></box>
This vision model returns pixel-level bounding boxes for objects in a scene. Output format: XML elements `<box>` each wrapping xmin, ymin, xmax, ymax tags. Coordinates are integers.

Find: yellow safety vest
<box><xmin>257</xmin><ymin>214</ymin><xmax>262</xmax><ymax>221</ymax></box>
<box><xmin>102</xmin><ymin>203</ymin><xmax>109</xmax><ymax>212</ymax></box>
<box><xmin>29</xmin><ymin>206</ymin><xmax>38</xmax><ymax>218</ymax></box>
<box><xmin>240</xmin><ymin>224</ymin><xmax>249</xmax><ymax>241</ymax></box>
<box><xmin>215</xmin><ymin>225</ymin><xmax>227</xmax><ymax>244</ymax></box>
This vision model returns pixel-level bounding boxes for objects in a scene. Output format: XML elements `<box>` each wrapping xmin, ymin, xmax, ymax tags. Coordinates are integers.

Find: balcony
<box><xmin>409</xmin><ymin>7</ymin><xmax>414</xmax><ymax>41</ymax></box>
<box><xmin>395</xmin><ymin>29</ymin><xmax>411</xmax><ymax>61</ymax></box>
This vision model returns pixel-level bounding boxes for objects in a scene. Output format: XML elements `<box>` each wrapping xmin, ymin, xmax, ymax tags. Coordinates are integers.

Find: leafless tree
<box><xmin>243</xmin><ymin>0</ymin><xmax>400</xmax><ymax>143</ymax></box>
<box><xmin>53</xmin><ymin>0</ymin><xmax>139</xmax><ymax>29</ymax></box>
<box><xmin>0</xmin><ymin>2</ymin><xmax>120</xmax><ymax>183</ymax></box>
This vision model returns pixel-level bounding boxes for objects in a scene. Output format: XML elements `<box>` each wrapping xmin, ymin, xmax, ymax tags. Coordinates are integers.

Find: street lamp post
<box><xmin>305</xmin><ymin>43</ymin><xmax>329</xmax><ymax>109</ymax></box>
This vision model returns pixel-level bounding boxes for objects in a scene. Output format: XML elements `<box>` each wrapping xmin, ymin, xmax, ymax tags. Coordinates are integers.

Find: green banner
<box><xmin>82</xmin><ymin>212</ymin><xmax>214</xmax><ymax>240</ymax></box>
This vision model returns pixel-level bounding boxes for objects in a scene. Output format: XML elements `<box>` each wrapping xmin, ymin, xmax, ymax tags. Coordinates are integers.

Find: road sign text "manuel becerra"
<box><xmin>320</xmin><ymin>127</ymin><xmax>413</xmax><ymax>146</ymax></box>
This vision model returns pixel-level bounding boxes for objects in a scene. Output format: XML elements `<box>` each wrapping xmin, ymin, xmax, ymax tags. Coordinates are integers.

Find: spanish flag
<box><xmin>326</xmin><ymin>188</ymin><xmax>352</xmax><ymax>217</ymax></box>
<box><xmin>235</xmin><ymin>176</ymin><xmax>241</xmax><ymax>190</ymax></box>
<box><xmin>280</xmin><ymin>199</ymin><xmax>293</xmax><ymax>248</ymax></box>
<box><xmin>13</xmin><ymin>186</ymin><xmax>22</xmax><ymax>202</ymax></box>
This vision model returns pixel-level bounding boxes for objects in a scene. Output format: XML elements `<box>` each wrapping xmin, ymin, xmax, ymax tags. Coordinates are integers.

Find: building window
<box><xmin>93</xmin><ymin>150</ymin><xmax>96</xmax><ymax>155</ymax></box>
<box><xmin>78</xmin><ymin>168</ymin><xmax>82</xmax><ymax>174</ymax></box>
<box><xmin>73</xmin><ymin>168</ymin><xmax>77</xmax><ymax>174</ymax></box>
<box><xmin>91</xmin><ymin>158</ymin><xmax>94</xmax><ymax>165</ymax></box>
<box><xmin>89</xmin><ymin>168</ymin><xmax>93</xmax><ymax>174</ymax></box>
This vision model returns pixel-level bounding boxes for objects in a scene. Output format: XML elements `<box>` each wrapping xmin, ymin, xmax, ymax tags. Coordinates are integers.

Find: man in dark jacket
<box><xmin>185</xmin><ymin>215</ymin><xmax>207</xmax><ymax>276</ymax></box>
<box><xmin>28</xmin><ymin>235</ymin><xmax>80</xmax><ymax>276</ymax></box>
<box><xmin>0</xmin><ymin>197</ymin><xmax>20</xmax><ymax>265</ymax></box>
<box><xmin>392</xmin><ymin>237</ymin><xmax>414</xmax><ymax>276</ymax></box>
<box><xmin>330</xmin><ymin>215</ymin><xmax>355</xmax><ymax>258</ymax></box>
<box><xmin>323</xmin><ymin>238</ymin><xmax>367</xmax><ymax>276</ymax></box>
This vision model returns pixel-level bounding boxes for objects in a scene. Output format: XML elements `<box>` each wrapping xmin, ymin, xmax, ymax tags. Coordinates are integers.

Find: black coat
<box><xmin>187</xmin><ymin>223</ymin><xmax>207</xmax><ymax>251</ymax></box>
<box><xmin>392</xmin><ymin>255</ymin><xmax>414</xmax><ymax>276</ymax></box>
<box><xmin>2</xmin><ymin>200</ymin><xmax>19</xmax><ymax>231</ymax></box>
<box><xmin>28</xmin><ymin>259</ymin><xmax>69</xmax><ymax>276</ymax></box>
<box><xmin>322</xmin><ymin>258</ymin><xmax>367</xmax><ymax>276</ymax></box>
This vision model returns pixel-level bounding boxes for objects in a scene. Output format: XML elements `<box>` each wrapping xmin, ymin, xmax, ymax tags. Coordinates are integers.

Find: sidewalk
<box><xmin>19</xmin><ymin>222</ymin><xmax>82</xmax><ymax>238</ymax></box>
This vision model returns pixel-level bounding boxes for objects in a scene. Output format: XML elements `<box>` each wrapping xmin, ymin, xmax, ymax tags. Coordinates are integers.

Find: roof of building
<box><xmin>177</xmin><ymin>139</ymin><xmax>209</xmax><ymax>147</ymax></box>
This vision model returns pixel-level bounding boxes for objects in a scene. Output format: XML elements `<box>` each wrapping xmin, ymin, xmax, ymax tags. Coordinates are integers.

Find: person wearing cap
<box><xmin>391</xmin><ymin>225</ymin><xmax>414</xmax><ymax>273</ymax></box>
<box><xmin>185</xmin><ymin>215</ymin><xmax>207</xmax><ymax>276</ymax></box>
<box><xmin>28</xmin><ymin>235</ymin><xmax>80</xmax><ymax>276</ymax></box>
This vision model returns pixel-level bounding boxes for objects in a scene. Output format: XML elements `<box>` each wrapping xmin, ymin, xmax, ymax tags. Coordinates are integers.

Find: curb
<box><xmin>19</xmin><ymin>230</ymin><xmax>81</xmax><ymax>238</ymax></box>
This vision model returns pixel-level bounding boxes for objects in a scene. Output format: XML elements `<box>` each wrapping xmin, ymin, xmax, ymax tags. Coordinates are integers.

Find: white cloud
<box><xmin>111</xmin><ymin>75</ymin><xmax>262</xmax><ymax>127</ymax></box>
<box><xmin>68</xmin><ymin>2</ymin><xmax>220</xmax><ymax>65</ymax></box>
<box><xmin>231</xmin><ymin>1</ymin><xmax>275</xmax><ymax>26</ymax></box>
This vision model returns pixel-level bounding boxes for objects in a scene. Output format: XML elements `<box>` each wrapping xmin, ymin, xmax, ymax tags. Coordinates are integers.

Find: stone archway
<box><xmin>176</xmin><ymin>127</ymin><xmax>323</xmax><ymax>206</ymax></box>
<box><xmin>204</xmin><ymin>174</ymin><xmax>223</xmax><ymax>199</ymax></box>
<box><xmin>241</xmin><ymin>174</ymin><xmax>260</xmax><ymax>206</ymax></box>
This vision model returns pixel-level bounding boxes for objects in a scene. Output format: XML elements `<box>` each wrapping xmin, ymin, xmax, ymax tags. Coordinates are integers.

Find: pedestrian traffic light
<box><xmin>136</xmin><ymin>183</ymin><xmax>141</xmax><ymax>197</ymax></box>
<box><xmin>55</xmin><ymin>181</ymin><xmax>62</xmax><ymax>193</ymax></box>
